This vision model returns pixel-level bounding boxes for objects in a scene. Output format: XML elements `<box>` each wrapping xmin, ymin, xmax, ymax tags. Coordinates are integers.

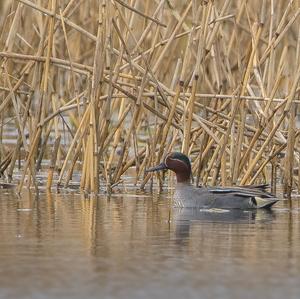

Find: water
<box><xmin>0</xmin><ymin>189</ymin><xmax>299</xmax><ymax>299</ymax></box>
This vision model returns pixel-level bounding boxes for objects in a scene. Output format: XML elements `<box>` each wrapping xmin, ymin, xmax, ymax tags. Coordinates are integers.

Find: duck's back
<box><xmin>174</xmin><ymin>184</ymin><xmax>278</xmax><ymax>209</ymax></box>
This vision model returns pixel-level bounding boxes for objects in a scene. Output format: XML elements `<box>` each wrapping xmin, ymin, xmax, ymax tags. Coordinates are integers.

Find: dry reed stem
<box><xmin>0</xmin><ymin>1</ymin><xmax>300</xmax><ymax>195</ymax></box>
<box><xmin>46</xmin><ymin>135</ymin><xmax>61</xmax><ymax>190</ymax></box>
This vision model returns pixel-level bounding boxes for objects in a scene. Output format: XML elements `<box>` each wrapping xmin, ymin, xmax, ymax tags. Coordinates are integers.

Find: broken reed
<box><xmin>0</xmin><ymin>0</ymin><xmax>300</xmax><ymax>197</ymax></box>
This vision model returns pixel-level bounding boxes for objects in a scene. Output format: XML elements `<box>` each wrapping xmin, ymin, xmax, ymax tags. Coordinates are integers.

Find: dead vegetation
<box><xmin>0</xmin><ymin>0</ymin><xmax>300</xmax><ymax>196</ymax></box>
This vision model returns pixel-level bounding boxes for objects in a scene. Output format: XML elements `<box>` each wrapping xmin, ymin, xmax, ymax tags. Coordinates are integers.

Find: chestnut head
<box><xmin>146</xmin><ymin>152</ymin><xmax>192</xmax><ymax>183</ymax></box>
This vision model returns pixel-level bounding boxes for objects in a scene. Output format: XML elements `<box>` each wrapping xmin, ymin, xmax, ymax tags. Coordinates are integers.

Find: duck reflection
<box><xmin>173</xmin><ymin>208</ymin><xmax>275</xmax><ymax>241</ymax></box>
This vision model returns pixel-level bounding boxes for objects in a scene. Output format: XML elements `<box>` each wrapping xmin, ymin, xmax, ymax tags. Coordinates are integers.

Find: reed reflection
<box><xmin>0</xmin><ymin>190</ymin><xmax>299</xmax><ymax>299</ymax></box>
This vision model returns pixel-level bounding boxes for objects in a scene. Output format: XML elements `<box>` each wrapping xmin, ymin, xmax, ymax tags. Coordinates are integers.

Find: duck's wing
<box><xmin>242</xmin><ymin>183</ymin><xmax>269</xmax><ymax>192</ymax></box>
<box><xmin>208</xmin><ymin>186</ymin><xmax>274</xmax><ymax>198</ymax></box>
<box><xmin>197</xmin><ymin>184</ymin><xmax>270</xmax><ymax>192</ymax></box>
<box><xmin>206</xmin><ymin>186</ymin><xmax>278</xmax><ymax>209</ymax></box>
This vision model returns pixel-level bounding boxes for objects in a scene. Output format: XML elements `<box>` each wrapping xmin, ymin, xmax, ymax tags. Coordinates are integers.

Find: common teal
<box><xmin>146</xmin><ymin>152</ymin><xmax>278</xmax><ymax>209</ymax></box>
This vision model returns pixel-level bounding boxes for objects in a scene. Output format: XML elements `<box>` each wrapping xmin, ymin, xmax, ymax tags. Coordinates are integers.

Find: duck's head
<box><xmin>146</xmin><ymin>152</ymin><xmax>192</xmax><ymax>183</ymax></box>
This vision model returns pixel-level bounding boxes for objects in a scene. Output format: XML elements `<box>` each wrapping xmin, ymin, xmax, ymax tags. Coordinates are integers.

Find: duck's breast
<box><xmin>173</xmin><ymin>186</ymin><xmax>213</xmax><ymax>208</ymax></box>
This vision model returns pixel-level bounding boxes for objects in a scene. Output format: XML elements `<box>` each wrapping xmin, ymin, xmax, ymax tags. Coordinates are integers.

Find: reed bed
<box><xmin>0</xmin><ymin>0</ymin><xmax>300</xmax><ymax>197</ymax></box>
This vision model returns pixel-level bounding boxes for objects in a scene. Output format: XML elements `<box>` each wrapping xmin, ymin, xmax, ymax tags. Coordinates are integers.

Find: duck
<box><xmin>146</xmin><ymin>152</ymin><xmax>278</xmax><ymax>209</ymax></box>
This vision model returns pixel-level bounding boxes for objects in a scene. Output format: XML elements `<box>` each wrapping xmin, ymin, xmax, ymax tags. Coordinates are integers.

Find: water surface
<box><xmin>0</xmin><ymin>189</ymin><xmax>299</xmax><ymax>299</ymax></box>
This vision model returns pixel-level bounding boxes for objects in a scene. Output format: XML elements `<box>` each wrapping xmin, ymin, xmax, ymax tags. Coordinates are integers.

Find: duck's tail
<box><xmin>254</xmin><ymin>196</ymin><xmax>278</xmax><ymax>209</ymax></box>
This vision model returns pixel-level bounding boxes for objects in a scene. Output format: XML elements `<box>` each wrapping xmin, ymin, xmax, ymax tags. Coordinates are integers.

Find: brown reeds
<box><xmin>0</xmin><ymin>0</ymin><xmax>300</xmax><ymax>196</ymax></box>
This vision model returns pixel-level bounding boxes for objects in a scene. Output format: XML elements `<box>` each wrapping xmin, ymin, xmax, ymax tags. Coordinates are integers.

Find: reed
<box><xmin>0</xmin><ymin>0</ymin><xmax>300</xmax><ymax>197</ymax></box>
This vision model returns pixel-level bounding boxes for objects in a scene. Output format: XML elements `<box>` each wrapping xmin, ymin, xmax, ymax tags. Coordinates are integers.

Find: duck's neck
<box><xmin>175</xmin><ymin>172</ymin><xmax>191</xmax><ymax>184</ymax></box>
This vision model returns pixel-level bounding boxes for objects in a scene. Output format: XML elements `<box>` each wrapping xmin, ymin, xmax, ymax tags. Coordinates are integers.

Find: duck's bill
<box><xmin>145</xmin><ymin>162</ymin><xmax>167</xmax><ymax>172</ymax></box>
